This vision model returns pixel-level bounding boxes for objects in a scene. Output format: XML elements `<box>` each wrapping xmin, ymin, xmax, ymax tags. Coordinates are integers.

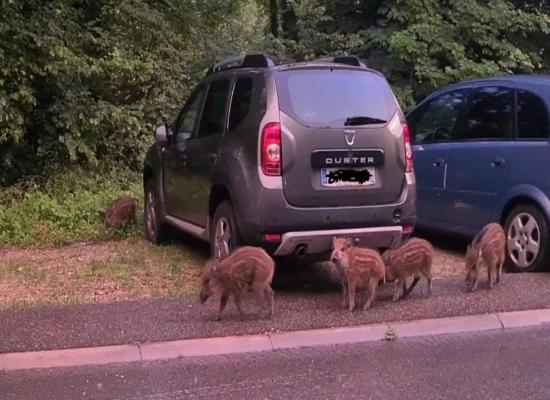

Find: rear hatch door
<box><xmin>275</xmin><ymin>67</ymin><xmax>407</xmax><ymax>207</ymax></box>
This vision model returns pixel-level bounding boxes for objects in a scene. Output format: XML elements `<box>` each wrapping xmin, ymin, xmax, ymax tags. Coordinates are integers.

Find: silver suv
<box><xmin>143</xmin><ymin>54</ymin><xmax>416</xmax><ymax>259</ymax></box>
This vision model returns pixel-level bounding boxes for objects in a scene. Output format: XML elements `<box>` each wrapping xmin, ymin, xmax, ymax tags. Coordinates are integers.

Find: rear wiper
<box><xmin>344</xmin><ymin>116</ymin><xmax>387</xmax><ymax>126</ymax></box>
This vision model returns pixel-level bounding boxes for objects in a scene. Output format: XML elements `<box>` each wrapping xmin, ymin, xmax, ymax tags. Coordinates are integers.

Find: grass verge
<box><xmin>0</xmin><ymin>167</ymin><xmax>143</xmax><ymax>247</ymax></box>
<box><xmin>0</xmin><ymin>238</ymin><xmax>208</xmax><ymax>310</ymax></box>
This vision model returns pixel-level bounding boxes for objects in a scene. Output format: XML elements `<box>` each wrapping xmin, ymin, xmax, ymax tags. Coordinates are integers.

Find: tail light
<box><xmin>264</xmin><ymin>233</ymin><xmax>282</xmax><ymax>242</ymax></box>
<box><xmin>402</xmin><ymin>123</ymin><xmax>413</xmax><ymax>173</ymax></box>
<box><xmin>261</xmin><ymin>122</ymin><xmax>281</xmax><ymax>176</ymax></box>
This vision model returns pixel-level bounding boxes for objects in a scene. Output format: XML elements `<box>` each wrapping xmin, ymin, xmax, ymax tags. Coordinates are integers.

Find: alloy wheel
<box><xmin>214</xmin><ymin>216</ymin><xmax>231</xmax><ymax>259</ymax></box>
<box><xmin>507</xmin><ymin>212</ymin><xmax>540</xmax><ymax>269</ymax></box>
<box><xmin>145</xmin><ymin>190</ymin><xmax>157</xmax><ymax>240</ymax></box>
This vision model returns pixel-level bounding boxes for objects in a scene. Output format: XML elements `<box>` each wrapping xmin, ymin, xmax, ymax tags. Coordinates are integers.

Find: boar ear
<box><xmin>345</xmin><ymin>238</ymin><xmax>353</xmax><ymax>248</ymax></box>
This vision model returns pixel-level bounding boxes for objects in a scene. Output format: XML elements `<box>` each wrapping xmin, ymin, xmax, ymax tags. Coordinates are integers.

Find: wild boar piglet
<box><xmin>199</xmin><ymin>246</ymin><xmax>275</xmax><ymax>320</ymax></box>
<box><xmin>465</xmin><ymin>223</ymin><xmax>506</xmax><ymax>292</ymax></box>
<box><xmin>382</xmin><ymin>238</ymin><xmax>433</xmax><ymax>301</ymax></box>
<box><xmin>331</xmin><ymin>237</ymin><xmax>385</xmax><ymax>311</ymax></box>
<box><xmin>105</xmin><ymin>196</ymin><xmax>137</xmax><ymax>229</ymax></box>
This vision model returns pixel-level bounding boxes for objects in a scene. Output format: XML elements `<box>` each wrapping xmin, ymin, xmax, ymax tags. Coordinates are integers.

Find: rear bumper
<box><xmin>273</xmin><ymin>226</ymin><xmax>404</xmax><ymax>256</ymax></box>
<box><xmin>233</xmin><ymin>173</ymin><xmax>416</xmax><ymax>254</ymax></box>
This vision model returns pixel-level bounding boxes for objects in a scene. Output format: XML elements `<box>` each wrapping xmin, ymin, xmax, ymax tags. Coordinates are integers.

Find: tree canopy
<box><xmin>1</xmin><ymin>0</ymin><xmax>549</xmax><ymax>185</ymax></box>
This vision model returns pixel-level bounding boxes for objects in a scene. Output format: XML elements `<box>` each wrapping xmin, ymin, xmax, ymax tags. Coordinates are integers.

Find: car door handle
<box><xmin>491</xmin><ymin>157</ymin><xmax>505</xmax><ymax>167</ymax></box>
<box><xmin>433</xmin><ymin>158</ymin><xmax>445</xmax><ymax>167</ymax></box>
<box><xmin>179</xmin><ymin>153</ymin><xmax>187</xmax><ymax>164</ymax></box>
<box><xmin>207</xmin><ymin>153</ymin><xmax>217</xmax><ymax>163</ymax></box>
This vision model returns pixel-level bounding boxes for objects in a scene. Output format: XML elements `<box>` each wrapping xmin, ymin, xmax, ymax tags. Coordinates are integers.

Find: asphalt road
<box><xmin>3</xmin><ymin>325</ymin><xmax>550</xmax><ymax>399</ymax></box>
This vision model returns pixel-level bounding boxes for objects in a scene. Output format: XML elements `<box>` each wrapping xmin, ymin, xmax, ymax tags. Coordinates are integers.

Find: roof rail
<box><xmin>314</xmin><ymin>55</ymin><xmax>367</xmax><ymax>69</ymax></box>
<box><xmin>205</xmin><ymin>53</ymin><xmax>276</xmax><ymax>76</ymax></box>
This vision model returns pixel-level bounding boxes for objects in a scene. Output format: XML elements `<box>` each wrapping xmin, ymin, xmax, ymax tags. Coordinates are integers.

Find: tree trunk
<box><xmin>280</xmin><ymin>0</ymin><xmax>297</xmax><ymax>40</ymax></box>
<box><xmin>269</xmin><ymin>0</ymin><xmax>278</xmax><ymax>37</ymax></box>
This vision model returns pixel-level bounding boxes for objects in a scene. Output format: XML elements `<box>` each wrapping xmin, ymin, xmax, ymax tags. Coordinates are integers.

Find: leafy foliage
<box><xmin>2</xmin><ymin>0</ymin><xmax>549</xmax><ymax>185</ymax></box>
<box><xmin>0</xmin><ymin>167</ymin><xmax>142</xmax><ymax>246</ymax></box>
<box><xmin>1</xmin><ymin>0</ymin><xmax>550</xmax><ymax>246</ymax></box>
<box><xmin>366</xmin><ymin>0</ymin><xmax>550</xmax><ymax>105</ymax></box>
<box><xmin>266</xmin><ymin>0</ymin><xmax>550</xmax><ymax>108</ymax></box>
<box><xmin>0</xmin><ymin>0</ymin><xmax>264</xmax><ymax>185</ymax></box>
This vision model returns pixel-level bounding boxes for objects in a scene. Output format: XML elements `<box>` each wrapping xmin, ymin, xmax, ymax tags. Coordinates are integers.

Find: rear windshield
<box><xmin>275</xmin><ymin>68</ymin><xmax>396</xmax><ymax>128</ymax></box>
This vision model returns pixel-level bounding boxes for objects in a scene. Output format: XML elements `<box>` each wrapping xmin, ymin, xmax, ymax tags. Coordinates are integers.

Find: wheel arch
<box><xmin>495</xmin><ymin>184</ymin><xmax>550</xmax><ymax>225</ymax></box>
<box><xmin>143</xmin><ymin>144</ymin><xmax>166</xmax><ymax>217</ymax></box>
<box><xmin>143</xmin><ymin>165</ymin><xmax>154</xmax><ymax>188</ymax></box>
<box><xmin>209</xmin><ymin>184</ymin><xmax>232</xmax><ymax>222</ymax></box>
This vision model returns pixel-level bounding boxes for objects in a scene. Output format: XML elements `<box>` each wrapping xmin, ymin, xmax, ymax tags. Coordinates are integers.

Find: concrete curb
<box><xmin>2</xmin><ymin>308</ymin><xmax>550</xmax><ymax>371</ymax></box>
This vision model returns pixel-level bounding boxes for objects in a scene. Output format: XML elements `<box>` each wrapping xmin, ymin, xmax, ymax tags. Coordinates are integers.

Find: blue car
<box><xmin>407</xmin><ymin>76</ymin><xmax>550</xmax><ymax>272</ymax></box>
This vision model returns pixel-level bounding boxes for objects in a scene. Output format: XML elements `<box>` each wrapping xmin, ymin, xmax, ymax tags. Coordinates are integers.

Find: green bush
<box><xmin>0</xmin><ymin>168</ymin><xmax>143</xmax><ymax>247</ymax></box>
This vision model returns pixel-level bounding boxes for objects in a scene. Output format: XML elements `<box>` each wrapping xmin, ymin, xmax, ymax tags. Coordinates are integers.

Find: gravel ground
<box><xmin>1</xmin><ymin>232</ymin><xmax>548</xmax><ymax>354</ymax></box>
<box><xmin>1</xmin><ymin>272</ymin><xmax>550</xmax><ymax>353</ymax></box>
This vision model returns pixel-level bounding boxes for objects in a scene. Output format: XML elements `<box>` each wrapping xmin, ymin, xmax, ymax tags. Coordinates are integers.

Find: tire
<box><xmin>504</xmin><ymin>203</ymin><xmax>549</xmax><ymax>273</ymax></box>
<box><xmin>210</xmin><ymin>201</ymin><xmax>241</xmax><ymax>259</ymax></box>
<box><xmin>144</xmin><ymin>179</ymin><xmax>170</xmax><ymax>244</ymax></box>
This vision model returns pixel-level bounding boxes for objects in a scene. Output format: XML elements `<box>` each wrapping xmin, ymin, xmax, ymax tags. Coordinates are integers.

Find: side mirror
<box><xmin>154</xmin><ymin>124</ymin><xmax>171</xmax><ymax>143</ymax></box>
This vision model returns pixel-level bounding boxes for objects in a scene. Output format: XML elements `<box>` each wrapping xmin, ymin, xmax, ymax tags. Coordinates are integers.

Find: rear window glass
<box><xmin>275</xmin><ymin>69</ymin><xmax>396</xmax><ymax>128</ymax></box>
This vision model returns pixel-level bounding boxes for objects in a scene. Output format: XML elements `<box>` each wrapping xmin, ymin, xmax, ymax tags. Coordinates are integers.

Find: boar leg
<box><xmin>401</xmin><ymin>280</ymin><xmax>408</xmax><ymax>299</ymax></box>
<box><xmin>217</xmin><ymin>293</ymin><xmax>229</xmax><ymax>321</ymax></box>
<box><xmin>363</xmin><ymin>277</ymin><xmax>378</xmax><ymax>311</ymax></box>
<box><xmin>402</xmin><ymin>277</ymin><xmax>420</xmax><ymax>299</ymax></box>
<box><xmin>348</xmin><ymin>280</ymin><xmax>356</xmax><ymax>312</ymax></box>
<box><xmin>497</xmin><ymin>261</ymin><xmax>503</xmax><ymax>284</ymax></box>
<box><xmin>487</xmin><ymin>263</ymin><xmax>494</xmax><ymax>289</ymax></box>
<box><xmin>264</xmin><ymin>286</ymin><xmax>274</xmax><ymax>319</ymax></box>
<box><xmin>233</xmin><ymin>294</ymin><xmax>245</xmax><ymax>318</ymax></box>
<box><xmin>424</xmin><ymin>269</ymin><xmax>433</xmax><ymax>296</ymax></box>
<box><xmin>341</xmin><ymin>280</ymin><xmax>349</xmax><ymax>309</ymax></box>
<box><xmin>469</xmin><ymin>271</ymin><xmax>479</xmax><ymax>292</ymax></box>
<box><xmin>465</xmin><ymin>268</ymin><xmax>472</xmax><ymax>285</ymax></box>
<box><xmin>252</xmin><ymin>282</ymin><xmax>272</xmax><ymax>319</ymax></box>
<box><xmin>392</xmin><ymin>279</ymin><xmax>402</xmax><ymax>302</ymax></box>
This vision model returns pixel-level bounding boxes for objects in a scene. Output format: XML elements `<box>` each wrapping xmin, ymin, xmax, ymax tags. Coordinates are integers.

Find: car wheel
<box><xmin>144</xmin><ymin>179</ymin><xmax>169</xmax><ymax>244</ymax></box>
<box><xmin>504</xmin><ymin>204</ymin><xmax>549</xmax><ymax>272</ymax></box>
<box><xmin>210</xmin><ymin>201</ymin><xmax>240</xmax><ymax>259</ymax></box>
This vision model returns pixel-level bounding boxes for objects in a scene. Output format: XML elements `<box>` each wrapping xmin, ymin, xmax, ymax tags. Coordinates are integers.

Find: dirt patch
<box><xmin>0</xmin><ymin>235</ymin><xmax>466</xmax><ymax>309</ymax></box>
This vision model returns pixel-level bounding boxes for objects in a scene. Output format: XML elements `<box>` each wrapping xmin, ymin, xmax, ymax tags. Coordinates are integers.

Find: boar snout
<box><xmin>330</xmin><ymin>250</ymin><xmax>338</xmax><ymax>263</ymax></box>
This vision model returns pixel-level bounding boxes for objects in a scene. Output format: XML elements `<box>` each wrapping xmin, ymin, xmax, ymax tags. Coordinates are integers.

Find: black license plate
<box><xmin>311</xmin><ymin>149</ymin><xmax>384</xmax><ymax>168</ymax></box>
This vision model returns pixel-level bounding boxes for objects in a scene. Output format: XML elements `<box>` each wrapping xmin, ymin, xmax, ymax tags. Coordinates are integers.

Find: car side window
<box><xmin>457</xmin><ymin>86</ymin><xmax>513</xmax><ymax>140</ymax></box>
<box><xmin>174</xmin><ymin>87</ymin><xmax>205</xmax><ymax>139</ymax></box>
<box><xmin>517</xmin><ymin>89</ymin><xmax>549</xmax><ymax>139</ymax></box>
<box><xmin>197</xmin><ymin>79</ymin><xmax>230</xmax><ymax>138</ymax></box>
<box><xmin>409</xmin><ymin>90</ymin><xmax>469</xmax><ymax>144</ymax></box>
<box><xmin>229</xmin><ymin>77</ymin><xmax>253</xmax><ymax>130</ymax></box>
